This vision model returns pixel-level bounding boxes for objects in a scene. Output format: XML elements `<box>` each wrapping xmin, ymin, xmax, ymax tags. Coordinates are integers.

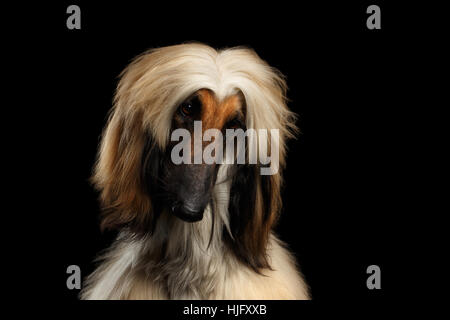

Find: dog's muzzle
<box><xmin>171</xmin><ymin>203</ymin><xmax>204</xmax><ymax>222</ymax></box>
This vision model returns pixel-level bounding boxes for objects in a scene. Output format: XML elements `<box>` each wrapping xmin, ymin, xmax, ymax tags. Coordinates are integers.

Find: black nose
<box><xmin>171</xmin><ymin>204</ymin><xmax>204</xmax><ymax>222</ymax></box>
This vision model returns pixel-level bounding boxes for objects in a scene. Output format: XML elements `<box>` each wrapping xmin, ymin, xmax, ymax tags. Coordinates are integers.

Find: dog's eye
<box><xmin>179</xmin><ymin>97</ymin><xmax>201</xmax><ymax>117</ymax></box>
<box><xmin>180</xmin><ymin>103</ymin><xmax>194</xmax><ymax>116</ymax></box>
<box><xmin>227</xmin><ymin>118</ymin><xmax>244</xmax><ymax>130</ymax></box>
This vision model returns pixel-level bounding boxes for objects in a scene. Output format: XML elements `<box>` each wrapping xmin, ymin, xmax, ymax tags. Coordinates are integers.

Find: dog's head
<box><xmin>92</xmin><ymin>43</ymin><xmax>297</xmax><ymax>269</ymax></box>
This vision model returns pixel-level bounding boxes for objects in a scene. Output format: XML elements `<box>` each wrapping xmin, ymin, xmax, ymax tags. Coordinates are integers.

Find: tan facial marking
<box><xmin>197</xmin><ymin>89</ymin><xmax>243</xmax><ymax>131</ymax></box>
<box><xmin>176</xmin><ymin>89</ymin><xmax>244</xmax><ymax>164</ymax></box>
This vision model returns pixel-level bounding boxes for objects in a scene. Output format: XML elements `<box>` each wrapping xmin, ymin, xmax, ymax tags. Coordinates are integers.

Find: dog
<box><xmin>80</xmin><ymin>43</ymin><xmax>310</xmax><ymax>299</ymax></box>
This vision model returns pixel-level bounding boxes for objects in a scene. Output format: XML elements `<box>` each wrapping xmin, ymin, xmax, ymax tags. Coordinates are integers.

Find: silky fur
<box><xmin>80</xmin><ymin>43</ymin><xmax>310</xmax><ymax>300</ymax></box>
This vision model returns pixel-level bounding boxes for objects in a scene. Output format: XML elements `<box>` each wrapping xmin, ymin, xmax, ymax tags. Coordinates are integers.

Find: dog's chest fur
<box><xmin>81</xmin><ymin>170</ymin><xmax>309</xmax><ymax>299</ymax></box>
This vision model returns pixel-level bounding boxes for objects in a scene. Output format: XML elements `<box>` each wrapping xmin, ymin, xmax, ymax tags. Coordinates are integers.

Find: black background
<box><xmin>13</xmin><ymin>0</ymin><xmax>429</xmax><ymax>314</ymax></box>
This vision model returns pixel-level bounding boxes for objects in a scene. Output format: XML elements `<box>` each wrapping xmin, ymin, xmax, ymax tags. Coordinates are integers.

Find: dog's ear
<box><xmin>91</xmin><ymin>105</ymin><xmax>155</xmax><ymax>233</ymax></box>
<box><xmin>228</xmin><ymin>165</ymin><xmax>282</xmax><ymax>271</ymax></box>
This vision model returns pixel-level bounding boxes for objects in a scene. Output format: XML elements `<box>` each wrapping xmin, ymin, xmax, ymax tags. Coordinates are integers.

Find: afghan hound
<box><xmin>80</xmin><ymin>43</ymin><xmax>310</xmax><ymax>300</ymax></box>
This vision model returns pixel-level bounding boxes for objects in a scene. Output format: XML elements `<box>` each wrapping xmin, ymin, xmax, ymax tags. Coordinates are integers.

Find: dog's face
<box><xmin>148</xmin><ymin>89</ymin><xmax>245</xmax><ymax>222</ymax></box>
<box><xmin>93</xmin><ymin>44</ymin><xmax>297</xmax><ymax>270</ymax></box>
